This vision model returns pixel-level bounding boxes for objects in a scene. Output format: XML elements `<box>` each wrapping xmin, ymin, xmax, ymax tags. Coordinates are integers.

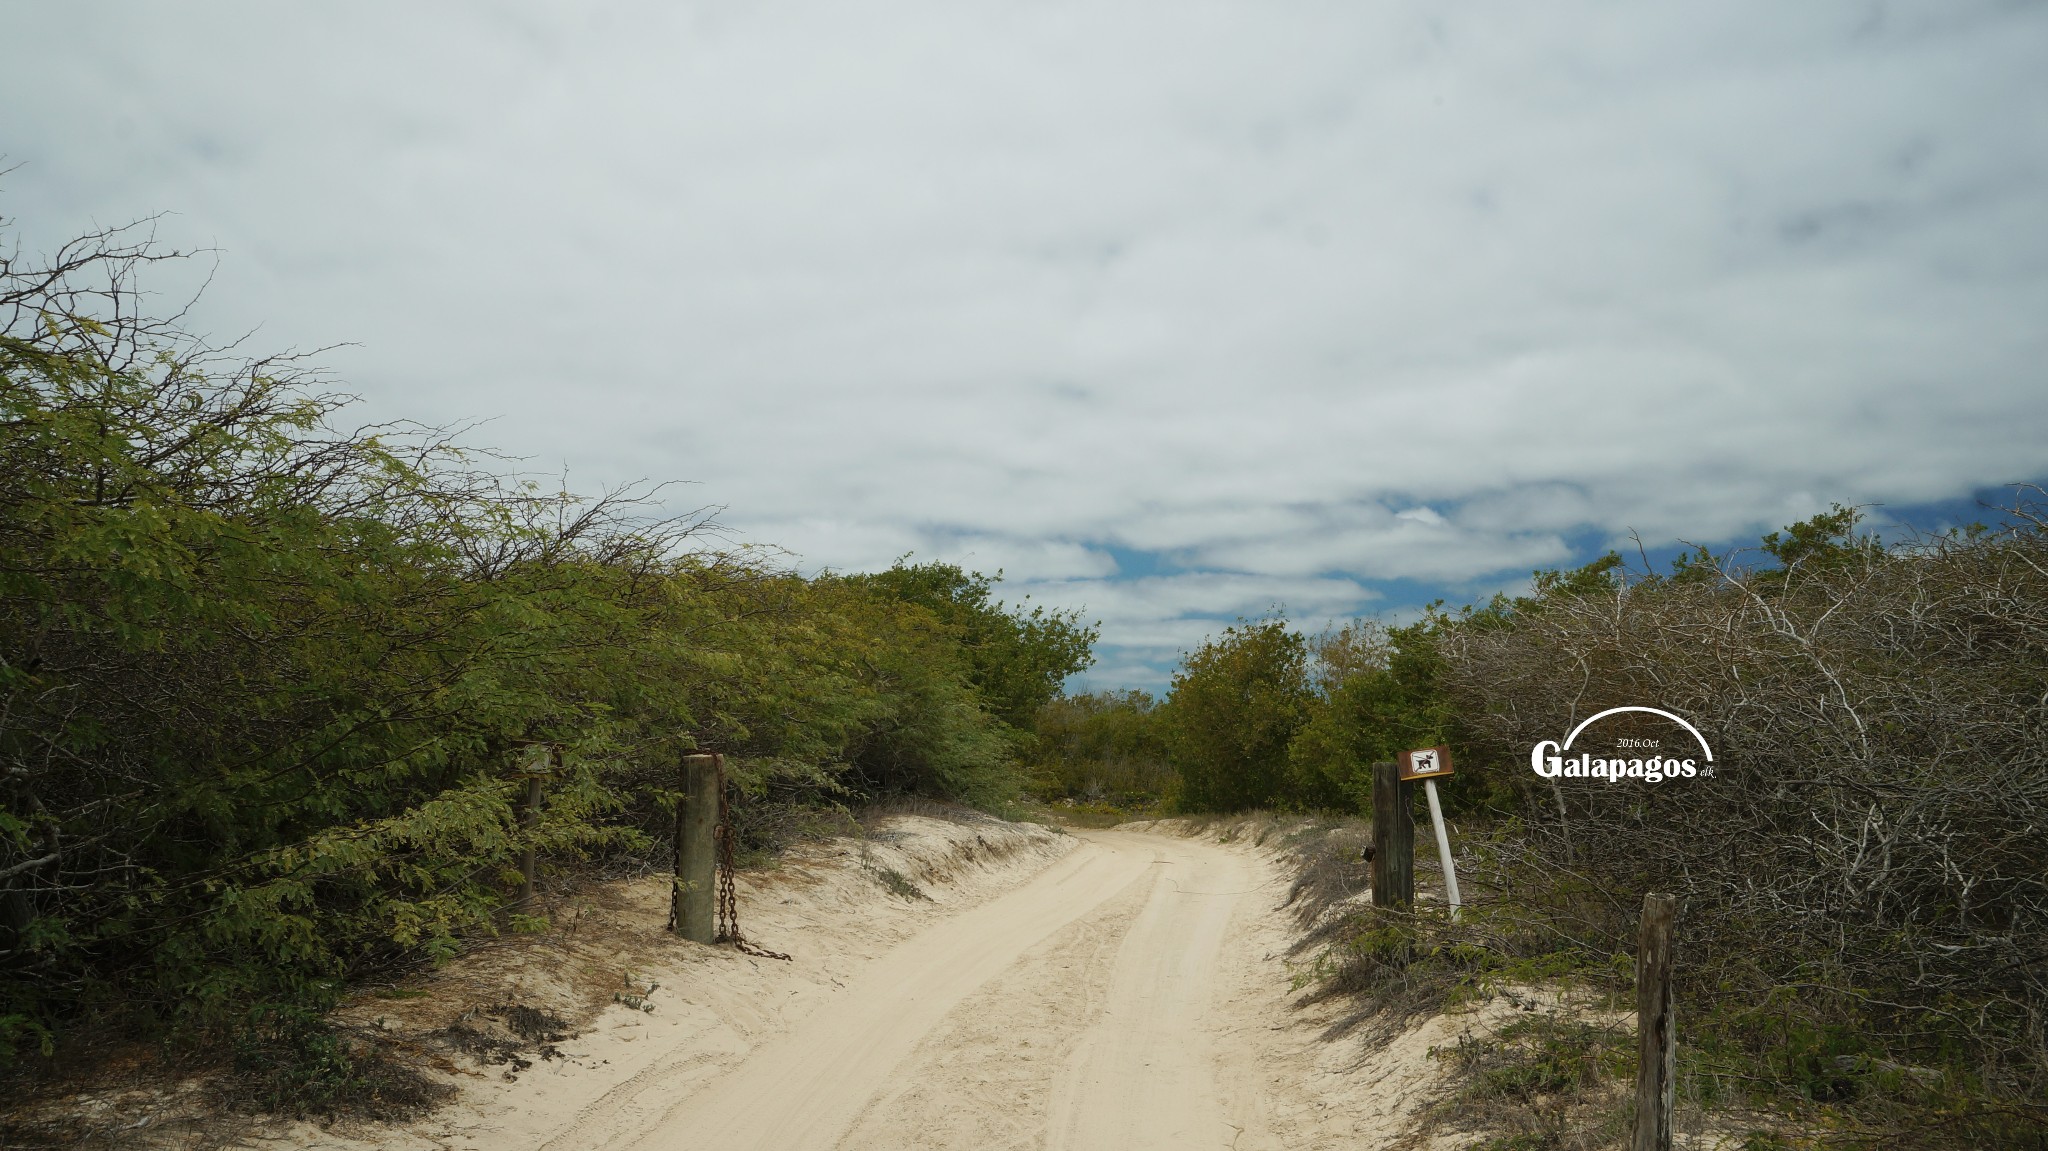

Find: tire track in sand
<box><xmin>597</xmin><ymin>832</ymin><xmax>1160</xmax><ymax>1150</ymax></box>
<box><xmin>588</xmin><ymin>829</ymin><xmax>1275</xmax><ymax>1151</ymax></box>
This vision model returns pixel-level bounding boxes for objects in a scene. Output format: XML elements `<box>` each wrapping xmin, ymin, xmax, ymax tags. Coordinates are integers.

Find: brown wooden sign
<box><xmin>1398</xmin><ymin>745</ymin><xmax>1454</xmax><ymax>781</ymax></box>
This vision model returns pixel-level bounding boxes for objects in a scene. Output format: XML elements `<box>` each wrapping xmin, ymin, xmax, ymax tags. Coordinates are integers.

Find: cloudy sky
<box><xmin>5</xmin><ymin>2</ymin><xmax>2045</xmax><ymax>689</ymax></box>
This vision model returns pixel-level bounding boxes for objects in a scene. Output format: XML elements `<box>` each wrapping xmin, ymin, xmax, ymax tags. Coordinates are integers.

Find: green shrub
<box><xmin>0</xmin><ymin>217</ymin><xmax>1091</xmax><ymax>1066</ymax></box>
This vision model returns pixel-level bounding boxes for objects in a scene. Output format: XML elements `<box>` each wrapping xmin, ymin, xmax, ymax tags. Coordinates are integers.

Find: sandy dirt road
<box><xmin>589</xmin><ymin>829</ymin><xmax>1274</xmax><ymax>1151</ymax></box>
<box><xmin>33</xmin><ymin>817</ymin><xmax>1459</xmax><ymax>1150</ymax></box>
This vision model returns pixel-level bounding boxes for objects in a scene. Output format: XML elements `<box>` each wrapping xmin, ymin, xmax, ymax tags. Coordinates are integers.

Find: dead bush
<box><xmin>1431</xmin><ymin>499</ymin><xmax>2048</xmax><ymax>1144</ymax></box>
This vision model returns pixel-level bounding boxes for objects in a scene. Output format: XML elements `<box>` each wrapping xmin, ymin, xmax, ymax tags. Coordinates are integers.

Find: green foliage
<box><xmin>1160</xmin><ymin>617</ymin><xmax>1313</xmax><ymax>812</ymax></box>
<box><xmin>1425</xmin><ymin>1013</ymin><xmax>1633</xmax><ymax>1151</ymax></box>
<box><xmin>1441</xmin><ymin>1016</ymin><xmax>1625</xmax><ymax>1103</ymax></box>
<box><xmin>0</xmin><ymin>1016</ymin><xmax>50</xmax><ymax>1064</ymax></box>
<box><xmin>1458</xmin><ymin>552</ymin><xmax>1624</xmax><ymax>629</ymax></box>
<box><xmin>1759</xmin><ymin>502</ymin><xmax>1873</xmax><ymax>569</ymax></box>
<box><xmin>1528</xmin><ymin>551</ymin><xmax>1623</xmax><ymax>600</ymax></box>
<box><xmin>0</xmin><ymin>219</ymin><xmax>1091</xmax><ymax>1064</ymax></box>
<box><xmin>1027</xmin><ymin>689</ymin><xmax>1173</xmax><ymax>806</ymax></box>
<box><xmin>847</xmin><ymin>560</ymin><xmax>1098</xmax><ymax>729</ymax></box>
<box><xmin>819</xmin><ymin>574</ymin><xmax>1024</xmax><ymax>806</ymax></box>
<box><xmin>1287</xmin><ymin>618</ymin><xmax>1467</xmax><ymax>812</ymax></box>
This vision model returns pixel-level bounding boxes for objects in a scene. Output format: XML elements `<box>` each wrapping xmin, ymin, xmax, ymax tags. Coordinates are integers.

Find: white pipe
<box><xmin>1423</xmin><ymin>777</ymin><xmax>1461</xmax><ymax>922</ymax></box>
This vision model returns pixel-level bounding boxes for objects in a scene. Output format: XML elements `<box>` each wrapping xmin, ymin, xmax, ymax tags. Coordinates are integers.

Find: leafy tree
<box><xmin>1160</xmin><ymin>617</ymin><xmax>1312</xmax><ymax>812</ymax></box>
<box><xmin>0</xmin><ymin>215</ymin><xmax>1062</xmax><ymax>1063</ymax></box>
<box><xmin>1307</xmin><ymin>618</ymin><xmax>1394</xmax><ymax>695</ymax></box>
<box><xmin>812</xmin><ymin>576</ymin><xmax>1019</xmax><ymax>805</ymax></box>
<box><xmin>847</xmin><ymin>561</ymin><xmax>1098</xmax><ymax>728</ymax></box>
<box><xmin>1287</xmin><ymin>619</ymin><xmax>1458</xmax><ymax>811</ymax></box>
<box><xmin>1029</xmin><ymin>690</ymin><xmax>1172</xmax><ymax>805</ymax></box>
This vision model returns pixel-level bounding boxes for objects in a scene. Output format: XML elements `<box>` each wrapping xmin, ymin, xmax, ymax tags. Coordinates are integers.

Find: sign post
<box><xmin>1399</xmin><ymin>746</ymin><xmax>1461</xmax><ymax>921</ymax></box>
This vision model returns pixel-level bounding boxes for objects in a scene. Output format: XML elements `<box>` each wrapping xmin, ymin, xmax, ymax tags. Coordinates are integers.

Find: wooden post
<box><xmin>1632</xmin><ymin>892</ymin><xmax>1679</xmax><ymax>1151</ymax></box>
<box><xmin>673</xmin><ymin>753</ymin><xmax>721</xmax><ymax>943</ymax></box>
<box><xmin>518</xmin><ymin>773</ymin><xmax>542</xmax><ymax>908</ymax></box>
<box><xmin>1370</xmin><ymin>761</ymin><xmax>1414</xmax><ymax>909</ymax></box>
<box><xmin>512</xmin><ymin>744</ymin><xmax>559</xmax><ymax>910</ymax></box>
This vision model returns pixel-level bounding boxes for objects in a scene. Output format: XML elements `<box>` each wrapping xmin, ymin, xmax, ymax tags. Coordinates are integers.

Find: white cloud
<box><xmin>3</xmin><ymin>0</ymin><xmax>2045</xmax><ymax>687</ymax></box>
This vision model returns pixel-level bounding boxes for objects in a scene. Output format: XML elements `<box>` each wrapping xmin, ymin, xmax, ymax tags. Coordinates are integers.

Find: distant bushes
<box><xmin>1157</xmin><ymin>619</ymin><xmax>1314</xmax><ymax>811</ymax></box>
<box><xmin>1032</xmin><ymin>616</ymin><xmax>1433</xmax><ymax>815</ymax></box>
<box><xmin>1025</xmin><ymin>689</ymin><xmax>1173</xmax><ymax>807</ymax></box>
<box><xmin>1025</xmin><ymin>611</ymin><xmax>1440</xmax><ymax>818</ymax></box>
<box><xmin>0</xmin><ymin>219</ymin><xmax>1092</xmax><ymax>1063</ymax></box>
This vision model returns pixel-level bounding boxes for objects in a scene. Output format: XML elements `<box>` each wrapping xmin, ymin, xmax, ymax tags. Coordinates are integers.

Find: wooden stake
<box><xmin>1632</xmin><ymin>892</ymin><xmax>1679</xmax><ymax>1151</ymax></box>
<box><xmin>1370</xmin><ymin>761</ymin><xmax>1414</xmax><ymax>909</ymax></box>
<box><xmin>518</xmin><ymin>773</ymin><xmax>541</xmax><ymax>908</ymax></box>
<box><xmin>673</xmin><ymin>753</ymin><xmax>720</xmax><ymax>943</ymax></box>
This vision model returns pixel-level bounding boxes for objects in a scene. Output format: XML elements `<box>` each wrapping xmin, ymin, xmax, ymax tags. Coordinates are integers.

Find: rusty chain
<box><xmin>714</xmin><ymin>762</ymin><xmax>790</xmax><ymax>961</ymax></box>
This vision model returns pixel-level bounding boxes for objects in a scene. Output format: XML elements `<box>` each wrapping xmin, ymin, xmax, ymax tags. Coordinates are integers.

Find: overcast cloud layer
<box><xmin>5</xmin><ymin>2</ymin><xmax>2046</xmax><ymax>689</ymax></box>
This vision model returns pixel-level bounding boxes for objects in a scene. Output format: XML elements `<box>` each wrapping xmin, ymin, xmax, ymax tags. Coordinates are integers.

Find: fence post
<box><xmin>519</xmin><ymin>774</ymin><xmax>542</xmax><ymax>907</ymax></box>
<box><xmin>673</xmin><ymin>753</ymin><xmax>720</xmax><ymax>943</ymax></box>
<box><xmin>1632</xmin><ymin>892</ymin><xmax>1679</xmax><ymax>1151</ymax></box>
<box><xmin>514</xmin><ymin>744</ymin><xmax>556</xmax><ymax>910</ymax></box>
<box><xmin>1370</xmin><ymin>761</ymin><xmax>1414</xmax><ymax>909</ymax></box>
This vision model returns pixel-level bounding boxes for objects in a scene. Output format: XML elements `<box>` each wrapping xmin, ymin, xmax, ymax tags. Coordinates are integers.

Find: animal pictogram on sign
<box><xmin>1398</xmin><ymin>746</ymin><xmax>1454</xmax><ymax>781</ymax></box>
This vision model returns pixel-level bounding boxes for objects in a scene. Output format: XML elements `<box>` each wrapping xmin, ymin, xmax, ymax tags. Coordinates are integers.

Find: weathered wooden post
<box><xmin>520</xmin><ymin>775</ymin><xmax>542</xmax><ymax>906</ymax></box>
<box><xmin>1632</xmin><ymin>892</ymin><xmax>1679</xmax><ymax>1151</ymax></box>
<box><xmin>1370</xmin><ymin>761</ymin><xmax>1414</xmax><ymax>909</ymax></box>
<box><xmin>515</xmin><ymin>744</ymin><xmax>556</xmax><ymax>909</ymax></box>
<box><xmin>672</xmin><ymin>752</ymin><xmax>721</xmax><ymax>943</ymax></box>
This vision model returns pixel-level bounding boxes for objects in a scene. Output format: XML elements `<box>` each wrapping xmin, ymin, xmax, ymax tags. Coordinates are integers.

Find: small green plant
<box><xmin>870</xmin><ymin>865</ymin><xmax>929</xmax><ymax>901</ymax></box>
<box><xmin>614</xmin><ymin>973</ymin><xmax>659</xmax><ymax>1013</ymax></box>
<box><xmin>1439</xmin><ymin>1016</ymin><xmax>1623</xmax><ymax>1103</ymax></box>
<box><xmin>1423</xmin><ymin>1014</ymin><xmax>1628</xmax><ymax>1151</ymax></box>
<box><xmin>0</xmin><ymin>1016</ymin><xmax>52</xmax><ymax>1062</ymax></box>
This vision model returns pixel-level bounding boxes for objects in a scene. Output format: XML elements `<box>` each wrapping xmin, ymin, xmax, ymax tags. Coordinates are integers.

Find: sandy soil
<box><xmin>221</xmin><ymin>816</ymin><xmax>1492</xmax><ymax>1151</ymax></box>
<box><xmin>828</xmin><ymin>822</ymin><xmax>1512</xmax><ymax>1151</ymax></box>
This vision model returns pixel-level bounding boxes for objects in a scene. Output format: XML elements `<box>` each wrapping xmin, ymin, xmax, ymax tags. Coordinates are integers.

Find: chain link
<box><xmin>714</xmin><ymin>763</ymin><xmax>790</xmax><ymax>961</ymax></box>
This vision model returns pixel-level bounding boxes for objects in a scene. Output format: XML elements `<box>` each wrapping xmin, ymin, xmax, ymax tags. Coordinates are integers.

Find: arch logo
<box><xmin>1529</xmin><ymin>706</ymin><xmax>1715</xmax><ymax>782</ymax></box>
